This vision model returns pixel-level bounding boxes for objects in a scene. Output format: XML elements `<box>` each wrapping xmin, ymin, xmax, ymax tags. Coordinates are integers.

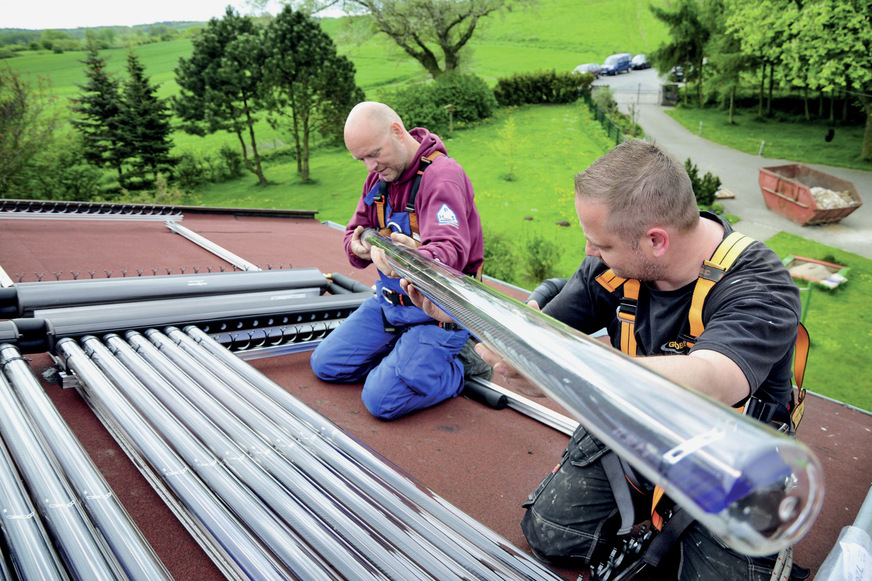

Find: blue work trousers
<box><xmin>310</xmin><ymin>294</ymin><xmax>468</xmax><ymax>420</ymax></box>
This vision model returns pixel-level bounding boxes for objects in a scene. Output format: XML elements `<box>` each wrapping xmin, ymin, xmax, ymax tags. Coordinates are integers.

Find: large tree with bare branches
<box><xmin>275</xmin><ymin>0</ymin><xmax>532</xmax><ymax>79</ymax></box>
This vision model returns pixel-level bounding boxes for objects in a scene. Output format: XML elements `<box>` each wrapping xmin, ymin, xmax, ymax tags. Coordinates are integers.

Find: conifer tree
<box><xmin>70</xmin><ymin>41</ymin><xmax>128</xmax><ymax>190</ymax></box>
<box><xmin>120</xmin><ymin>51</ymin><xmax>175</xmax><ymax>190</ymax></box>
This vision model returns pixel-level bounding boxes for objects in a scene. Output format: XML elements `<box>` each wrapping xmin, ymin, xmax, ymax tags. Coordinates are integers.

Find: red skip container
<box><xmin>758</xmin><ymin>163</ymin><xmax>863</xmax><ymax>225</ymax></box>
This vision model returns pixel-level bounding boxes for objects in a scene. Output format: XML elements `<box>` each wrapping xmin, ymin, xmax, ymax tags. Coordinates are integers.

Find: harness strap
<box><xmin>374</xmin><ymin>181</ymin><xmax>391</xmax><ymax>237</ymax></box>
<box><xmin>687</xmin><ymin>232</ymin><xmax>754</xmax><ymax>345</ymax></box>
<box><xmin>407</xmin><ymin>151</ymin><xmax>444</xmax><ymax>239</ymax></box>
<box><xmin>602</xmin><ymin>452</ymin><xmax>635</xmax><ymax>535</ymax></box>
<box><xmin>790</xmin><ymin>323</ymin><xmax>810</xmax><ymax>431</ymax></box>
<box><xmin>650</xmin><ymin>486</ymin><xmax>667</xmax><ymax>531</ymax></box>
<box><xmin>641</xmin><ymin>506</ymin><xmax>694</xmax><ymax>567</ymax></box>
<box><xmin>618</xmin><ymin>279</ymin><xmax>640</xmax><ymax>356</ymax></box>
<box><xmin>594</xmin><ymin>271</ymin><xmax>638</xmax><ymax>356</ymax></box>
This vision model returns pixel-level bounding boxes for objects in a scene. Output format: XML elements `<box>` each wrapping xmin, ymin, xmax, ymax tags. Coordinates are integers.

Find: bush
<box><xmin>380</xmin><ymin>73</ymin><xmax>497</xmax><ymax>136</ymax></box>
<box><xmin>521</xmin><ymin>234</ymin><xmax>563</xmax><ymax>286</ymax></box>
<box><xmin>382</xmin><ymin>85</ymin><xmax>449</xmax><ymax>134</ymax></box>
<box><xmin>592</xmin><ymin>86</ymin><xmax>618</xmax><ymax>115</ymax></box>
<box><xmin>174</xmin><ymin>152</ymin><xmax>208</xmax><ymax>190</ymax></box>
<box><xmin>482</xmin><ymin>226</ymin><xmax>518</xmax><ymax>284</ymax></box>
<box><xmin>218</xmin><ymin>145</ymin><xmax>244</xmax><ymax>180</ymax></box>
<box><xmin>7</xmin><ymin>135</ymin><xmax>103</xmax><ymax>201</ymax></box>
<box><xmin>117</xmin><ymin>174</ymin><xmax>186</xmax><ymax>205</ymax></box>
<box><xmin>493</xmin><ymin>69</ymin><xmax>588</xmax><ymax>107</ymax></box>
<box><xmin>431</xmin><ymin>72</ymin><xmax>497</xmax><ymax>125</ymax></box>
<box><xmin>684</xmin><ymin>158</ymin><xmax>721</xmax><ymax>208</ymax></box>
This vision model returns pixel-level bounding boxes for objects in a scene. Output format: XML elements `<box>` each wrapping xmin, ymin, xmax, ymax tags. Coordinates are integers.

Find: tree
<box><xmin>702</xmin><ymin>0</ymin><xmax>747</xmax><ymax>123</ymax></box>
<box><xmin>70</xmin><ymin>42</ymin><xmax>128</xmax><ymax>190</ymax></box>
<box><xmin>723</xmin><ymin>0</ymin><xmax>795</xmax><ymax>117</ymax></box>
<box><xmin>336</xmin><ymin>0</ymin><xmax>532</xmax><ymax>79</ymax></box>
<box><xmin>119</xmin><ymin>51</ymin><xmax>175</xmax><ymax>190</ymax></box>
<box><xmin>782</xmin><ymin>0</ymin><xmax>872</xmax><ymax>160</ymax></box>
<box><xmin>0</xmin><ymin>65</ymin><xmax>61</xmax><ymax>197</ymax></box>
<box><xmin>263</xmin><ymin>7</ymin><xmax>364</xmax><ymax>181</ymax></box>
<box><xmin>174</xmin><ymin>8</ymin><xmax>269</xmax><ymax>184</ymax></box>
<box><xmin>650</xmin><ymin>0</ymin><xmax>712</xmax><ymax>106</ymax></box>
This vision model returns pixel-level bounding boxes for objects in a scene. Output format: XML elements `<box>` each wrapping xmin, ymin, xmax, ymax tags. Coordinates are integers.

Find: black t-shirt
<box><xmin>543</xmin><ymin>213</ymin><xmax>801</xmax><ymax>409</ymax></box>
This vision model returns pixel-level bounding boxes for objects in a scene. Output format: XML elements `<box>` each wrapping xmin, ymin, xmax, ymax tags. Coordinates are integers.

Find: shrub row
<box><xmin>494</xmin><ymin>70</ymin><xmax>593</xmax><ymax>107</ymax></box>
<box><xmin>379</xmin><ymin>69</ymin><xmax>588</xmax><ymax>136</ymax></box>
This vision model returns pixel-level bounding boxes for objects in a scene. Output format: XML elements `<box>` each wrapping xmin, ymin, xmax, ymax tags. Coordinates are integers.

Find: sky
<box><xmin>3</xmin><ymin>0</ymin><xmax>292</xmax><ymax>31</ymax></box>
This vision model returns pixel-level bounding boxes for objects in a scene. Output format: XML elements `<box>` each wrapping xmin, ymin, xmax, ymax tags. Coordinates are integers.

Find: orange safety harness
<box><xmin>594</xmin><ymin>231</ymin><xmax>810</xmax><ymax>534</ymax></box>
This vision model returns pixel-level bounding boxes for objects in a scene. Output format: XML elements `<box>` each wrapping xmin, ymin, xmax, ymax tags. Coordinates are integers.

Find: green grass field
<box><xmin>5</xmin><ymin>0</ymin><xmax>871</xmax><ymax>411</ymax></box>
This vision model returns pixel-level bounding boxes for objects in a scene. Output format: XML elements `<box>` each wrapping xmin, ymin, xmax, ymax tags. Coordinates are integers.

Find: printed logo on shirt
<box><xmin>436</xmin><ymin>203</ymin><xmax>459</xmax><ymax>228</ymax></box>
<box><xmin>661</xmin><ymin>339</ymin><xmax>689</xmax><ymax>355</ymax></box>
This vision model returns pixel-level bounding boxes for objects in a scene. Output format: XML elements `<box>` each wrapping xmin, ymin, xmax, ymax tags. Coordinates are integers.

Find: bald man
<box><xmin>310</xmin><ymin>102</ymin><xmax>485</xmax><ymax>420</ymax></box>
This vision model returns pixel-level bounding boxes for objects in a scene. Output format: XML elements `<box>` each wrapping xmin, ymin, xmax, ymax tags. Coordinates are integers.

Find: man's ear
<box><xmin>389</xmin><ymin>121</ymin><xmax>404</xmax><ymax>141</ymax></box>
<box><xmin>646</xmin><ymin>228</ymin><xmax>669</xmax><ymax>258</ymax></box>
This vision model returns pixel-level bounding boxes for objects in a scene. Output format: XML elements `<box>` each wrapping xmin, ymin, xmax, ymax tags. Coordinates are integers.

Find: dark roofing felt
<box><xmin>1</xmin><ymin>206</ymin><xmax>870</xmax><ymax>580</ymax></box>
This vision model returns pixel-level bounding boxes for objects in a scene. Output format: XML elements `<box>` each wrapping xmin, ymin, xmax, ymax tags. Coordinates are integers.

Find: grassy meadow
<box><xmin>5</xmin><ymin>0</ymin><xmax>872</xmax><ymax>410</ymax></box>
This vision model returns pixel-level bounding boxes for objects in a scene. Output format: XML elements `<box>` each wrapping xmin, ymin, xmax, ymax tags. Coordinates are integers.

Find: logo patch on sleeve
<box><xmin>436</xmin><ymin>203</ymin><xmax>459</xmax><ymax>227</ymax></box>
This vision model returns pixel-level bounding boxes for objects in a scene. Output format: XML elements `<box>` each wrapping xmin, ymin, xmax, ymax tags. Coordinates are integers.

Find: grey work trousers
<box><xmin>520</xmin><ymin>426</ymin><xmax>786</xmax><ymax>580</ymax></box>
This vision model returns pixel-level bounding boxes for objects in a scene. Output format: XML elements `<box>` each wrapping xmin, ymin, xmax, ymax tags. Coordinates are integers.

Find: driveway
<box><xmin>594</xmin><ymin>69</ymin><xmax>872</xmax><ymax>260</ymax></box>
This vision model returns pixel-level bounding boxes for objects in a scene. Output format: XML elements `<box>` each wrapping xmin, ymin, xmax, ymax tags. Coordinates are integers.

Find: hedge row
<box><xmin>379</xmin><ymin>69</ymin><xmax>591</xmax><ymax>135</ymax></box>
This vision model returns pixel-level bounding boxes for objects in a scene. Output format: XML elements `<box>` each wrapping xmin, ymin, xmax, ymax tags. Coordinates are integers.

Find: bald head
<box><xmin>344</xmin><ymin>101</ymin><xmax>418</xmax><ymax>182</ymax></box>
<box><xmin>345</xmin><ymin>101</ymin><xmax>404</xmax><ymax>138</ymax></box>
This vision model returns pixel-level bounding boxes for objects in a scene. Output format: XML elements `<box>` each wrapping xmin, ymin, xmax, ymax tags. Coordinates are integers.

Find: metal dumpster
<box><xmin>758</xmin><ymin>163</ymin><xmax>863</xmax><ymax>225</ymax></box>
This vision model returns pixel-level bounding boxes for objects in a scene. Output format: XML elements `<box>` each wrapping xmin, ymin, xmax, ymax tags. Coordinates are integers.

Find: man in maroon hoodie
<box><xmin>310</xmin><ymin>101</ymin><xmax>485</xmax><ymax>420</ymax></box>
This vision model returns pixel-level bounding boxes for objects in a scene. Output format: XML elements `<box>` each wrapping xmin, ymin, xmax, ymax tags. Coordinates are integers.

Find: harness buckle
<box><xmin>381</xmin><ymin>288</ymin><xmax>410</xmax><ymax>306</ymax></box>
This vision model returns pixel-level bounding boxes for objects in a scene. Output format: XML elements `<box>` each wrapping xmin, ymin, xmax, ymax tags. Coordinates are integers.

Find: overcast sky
<box><xmin>4</xmin><ymin>1</ymin><xmax>291</xmax><ymax>31</ymax></box>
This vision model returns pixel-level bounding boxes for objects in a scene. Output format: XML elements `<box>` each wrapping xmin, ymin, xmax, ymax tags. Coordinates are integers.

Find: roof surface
<box><xmin>1</xmin><ymin>205</ymin><xmax>870</xmax><ymax>580</ymax></box>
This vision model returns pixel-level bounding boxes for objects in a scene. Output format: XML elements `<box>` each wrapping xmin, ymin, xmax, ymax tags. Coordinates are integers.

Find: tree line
<box><xmin>649</xmin><ymin>0</ymin><xmax>872</xmax><ymax>160</ymax></box>
<box><xmin>0</xmin><ymin>24</ymin><xmax>196</xmax><ymax>58</ymax></box>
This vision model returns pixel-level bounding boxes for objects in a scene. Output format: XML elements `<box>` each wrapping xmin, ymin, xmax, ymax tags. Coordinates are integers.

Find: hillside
<box><xmin>4</xmin><ymin>0</ymin><xmax>668</xmax><ymax>99</ymax></box>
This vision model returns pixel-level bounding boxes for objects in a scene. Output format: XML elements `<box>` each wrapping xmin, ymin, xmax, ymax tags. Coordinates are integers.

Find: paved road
<box><xmin>594</xmin><ymin>69</ymin><xmax>872</xmax><ymax>259</ymax></box>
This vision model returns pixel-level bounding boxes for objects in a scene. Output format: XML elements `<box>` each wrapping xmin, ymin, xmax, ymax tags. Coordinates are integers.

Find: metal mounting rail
<box><xmin>165</xmin><ymin>221</ymin><xmax>260</xmax><ymax>272</ymax></box>
<box><xmin>466</xmin><ymin>376</ymin><xmax>579</xmax><ymax>436</ymax></box>
<box><xmin>0</xmin><ymin>199</ymin><xmax>183</xmax><ymax>221</ymax></box>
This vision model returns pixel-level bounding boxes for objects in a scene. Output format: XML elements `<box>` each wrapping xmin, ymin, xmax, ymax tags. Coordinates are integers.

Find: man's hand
<box><xmin>349</xmin><ymin>226</ymin><xmax>372</xmax><ymax>261</ymax></box>
<box><xmin>370</xmin><ymin>231</ymin><xmax>421</xmax><ymax>278</ymax></box>
<box><xmin>399</xmin><ymin>278</ymin><xmax>454</xmax><ymax>322</ymax></box>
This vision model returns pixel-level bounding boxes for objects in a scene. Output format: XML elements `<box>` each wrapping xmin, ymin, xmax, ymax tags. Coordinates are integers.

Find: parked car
<box><xmin>572</xmin><ymin>63</ymin><xmax>602</xmax><ymax>78</ymax></box>
<box><xmin>601</xmin><ymin>53</ymin><xmax>632</xmax><ymax>75</ymax></box>
<box><xmin>631</xmin><ymin>54</ymin><xmax>651</xmax><ymax>70</ymax></box>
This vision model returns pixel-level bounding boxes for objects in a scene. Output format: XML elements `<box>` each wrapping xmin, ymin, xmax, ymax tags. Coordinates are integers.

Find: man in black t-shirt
<box><xmin>406</xmin><ymin>139</ymin><xmax>802</xmax><ymax>580</ymax></box>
